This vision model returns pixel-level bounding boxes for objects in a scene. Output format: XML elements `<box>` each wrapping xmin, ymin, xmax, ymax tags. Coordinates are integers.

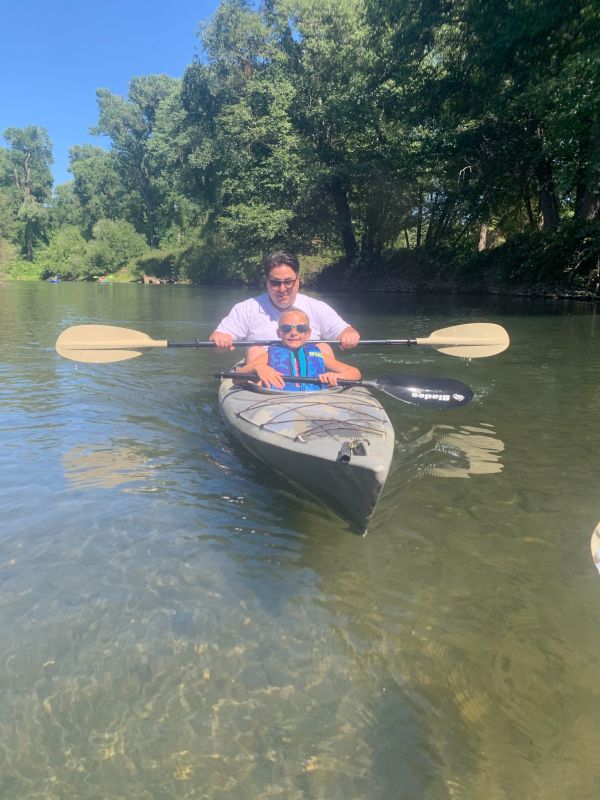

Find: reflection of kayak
<box><xmin>218</xmin><ymin>375</ymin><xmax>394</xmax><ymax>533</ymax></box>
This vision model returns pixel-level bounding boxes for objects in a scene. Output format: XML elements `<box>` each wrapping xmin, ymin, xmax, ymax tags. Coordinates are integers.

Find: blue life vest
<box><xmin>267</xmin><ymin>344</ymin><xmax>326</xmax><ymax>391</ymax></box>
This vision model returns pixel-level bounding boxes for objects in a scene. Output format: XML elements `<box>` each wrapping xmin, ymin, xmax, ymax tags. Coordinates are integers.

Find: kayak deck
<box><xmin>234</xmin><ymin>390</ymin><xmax>388</xmax><ymax>441</ymax></box>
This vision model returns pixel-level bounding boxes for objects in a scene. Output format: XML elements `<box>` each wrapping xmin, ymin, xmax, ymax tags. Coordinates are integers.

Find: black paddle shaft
<box><xmin>169</xmin><ymin>338</ymin><xmax>418</xmax><ymax>348</ymax></box>
<box><xmin>216</xmin><ymin>372</ymin><xmax>474</xmax><ymax>408</ymax></box>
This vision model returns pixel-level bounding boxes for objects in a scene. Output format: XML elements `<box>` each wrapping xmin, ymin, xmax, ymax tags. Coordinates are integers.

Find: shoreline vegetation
<box><xmin>1</xmin><ymin>0</ymin><xmax>599</xmax><ymax>302</ymax></box>
<box><xmin>7</xmin><ymin>253</ymin><xmax>597</xmax><ymax>304</ymax></box>
<box><xmin>3</xmin><ymin>228</ymin><xmax>600</xmax><ymax>302</ymax></box>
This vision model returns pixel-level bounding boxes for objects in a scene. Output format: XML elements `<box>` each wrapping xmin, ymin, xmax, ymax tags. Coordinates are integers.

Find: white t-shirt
<box><xmin>214</xmin><ymin>292</ymin><xmax>350</xmax><ymax>342</ymax></box>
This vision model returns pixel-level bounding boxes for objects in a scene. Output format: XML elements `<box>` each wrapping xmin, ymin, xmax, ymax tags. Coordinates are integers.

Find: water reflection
<box><xmin>426</xmin><ymin>422</ymin><xmax>504</xmax><ymax>478</ymax></box>
<box><xmin>62</xmin><ymin>442</ymin><xmax>155</xmax><ymax>490</ymax></box>
<box><xmin>388</xmin><ymin>420</ymin><xmax>505</xmax><ymax>502</ymax></box>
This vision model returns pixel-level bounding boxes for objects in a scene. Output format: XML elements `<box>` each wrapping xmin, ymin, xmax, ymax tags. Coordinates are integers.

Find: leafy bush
<box><xmin>0</xmin><ymin>239</ymin><xmax>19</xmax><ymax>277</ymax></box>
<box><xmin>218</xmin><ymin>204</ymin><xmax>293</xmax><ymax>255</ymax></box>
<box><xmin>175</xmin><ymin>232</ymin><xmax>256</xmax><ymax>285</ymax></box>
<box><xmin>34</xmin><ymin>225</ymin><xmax>88</xmax><ymax>280</ymax></box>
<box><xmin>5</xmin><ymin>257</ymin><xmax>45</xmax><ymax>280</ymax></box>
<box><xmin>467</xmin><ymin>220</ymin><xmax>600</xmax><ymax>289</ymax></box>
<box><xmin>134</xmin><ymin>250</ymin><xmax>178</xmax><ymax>281</ymax></box>
<box><xmin>85</xmin><ymin>219</ymin><xmax>149</xmax><ymax>277</ymax></box>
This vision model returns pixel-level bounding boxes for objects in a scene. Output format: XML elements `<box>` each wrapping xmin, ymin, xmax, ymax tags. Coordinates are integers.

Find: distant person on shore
<box><xmin>209</xmin><ymin>251</ymin><xmax>360</xmax><ymax>363</ymax></box>
<box><xmin>234</xmin><ymin>308</ymin><xmax>361</xmax><ymax>390</ymax></box>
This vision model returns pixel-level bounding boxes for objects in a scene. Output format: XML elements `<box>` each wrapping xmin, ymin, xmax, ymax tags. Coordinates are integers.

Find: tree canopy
<box><xmin>1</xmin><ymin>0</ymin><xmax>599</xmax><ymax>289</ymax></box>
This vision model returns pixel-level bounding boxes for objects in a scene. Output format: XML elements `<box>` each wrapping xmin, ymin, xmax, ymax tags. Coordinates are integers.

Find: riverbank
<box><xmin>315</xmin><ymin>222</ymin><xmax>600</xmax><ymax>303</ymax></box>
<box><xmin>4</xmin><ymin>270</ymin><xmax>599</xmax><ymax>303</ymax></box>
<box><xmin>3</xmin><ymin>220</ymin><xmax>599</xmax><ymax>303</ymax></box>
<box><xmin>314</xmin><ymin>262</ymin><xmax>600</xmax><ymax>302</ymax></box>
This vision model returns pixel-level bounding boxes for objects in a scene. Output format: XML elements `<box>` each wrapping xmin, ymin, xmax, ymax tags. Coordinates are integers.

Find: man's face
<box><xmin>277</xmin><ymin>311</ymin><xmax>311</xmax><ymax>350</ymax></box>
<box><xmin>266</xmin><ymin>264</ymin><xmax>299</xmax><ymax>309</ymax></box>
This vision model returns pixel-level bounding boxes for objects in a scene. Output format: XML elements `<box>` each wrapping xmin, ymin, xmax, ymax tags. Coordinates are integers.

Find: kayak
<box><xmin>218</xmin><ymin>375</ymin><xmax>395</xmax><ymax>534</ymax></box>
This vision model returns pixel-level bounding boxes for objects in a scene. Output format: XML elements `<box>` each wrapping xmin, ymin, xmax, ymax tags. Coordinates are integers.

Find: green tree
<box><xmin>92</xmin><ymin>75</ymin><xmax>181</xmax><ymax>246</ymax></box>
<box><xmin>1</xmin><ymin>126</ymin><xmax>53</xmax><ymax>258</ymax></box>
<box><xmin>144</xmin><ymin>86</ymin><xmax>206</xmax><ymax>248</ymax></box>
<box><xmin>271</xmin><ymin>0</ymin><xmax>383</xmax><ymax>261</ymax></box>
<box><xmin>181</xmin><ymin>0</ymin><xmax>308</xmax><ymax>265</ymax></box>
<box><xmin>183</xmin><ymin>0</ymin><xmax>396</xmax><ymax>265</ymax></box>
<box><xmin>68</xmin><ymin>145</ymin><xmax>128</xmax><ymax>235</ymax></box>
<box><xmin>366</xmin><ymin>0</ymin><xmax>600</xmax><ymax>250</ymax></box>
<box><xmin>48</xmin><ymin>181</ymin><xmax>84</xmax><ymax>230</ymax></box>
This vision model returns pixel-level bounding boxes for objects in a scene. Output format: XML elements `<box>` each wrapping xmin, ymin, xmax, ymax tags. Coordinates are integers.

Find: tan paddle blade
<box><xmin>56</xmin><ymin>325</ymin><xmax>167</xmax><ymax>363</ymax></box>
<box><xmin>591</xmin><ymin>522</ymin><xmax>600</xmax><ymax>575</ymax></box>
<box><xmin>416</xmin><ymin>323</ymin><xmax>509</xmax><ymax>358</ymax></box>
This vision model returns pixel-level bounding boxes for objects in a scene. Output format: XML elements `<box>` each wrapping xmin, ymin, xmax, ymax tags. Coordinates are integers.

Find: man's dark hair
<box><xmin>262</xmin><ymin>250</ymin><xmax>300</xmax><ymax>277</ymax></box>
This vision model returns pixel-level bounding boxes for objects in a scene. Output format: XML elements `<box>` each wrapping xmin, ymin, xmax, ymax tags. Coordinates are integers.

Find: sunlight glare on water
<box><xmin>0</xmin><ymin>282</ymin><xmax>599</xmax><ymax>799</ymax></box>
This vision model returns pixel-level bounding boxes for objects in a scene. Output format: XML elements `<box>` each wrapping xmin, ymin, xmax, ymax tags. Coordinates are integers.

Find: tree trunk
<box><xmin>25</xmin><ymin>222</ymin><xmax>33</xmax><ymax>261</ymax></box>
<box><xmin>416</xmin><ymin>187</ymin><xmax>423</xmax><ymax>248</ymax></box>
<box><xmin>575</xmin><ymin>188</ymin><xmax>600</xmax><ymax>221</ymax></box>
<box><xmin>478</xmin><ymin>223</ymin><xmax>488</xmax><ymax>251</ymax></box>
<box><xmin>574</xmin><ymin>122</ymin><xmax>600</xmax><ymax>221</ymax></box>
<box><xmin>424</xmin><ymin>194</ymin><xmax>438</xmax><ymax>246</ymax></box>
<box><xmin>328</xmin><ymin>180</ymin><xmax>357</xmax><ymax>262</ymax></box>
<box><xmin>452</xmin><ymin>223</ymin><xmax>471</xmax><ymax>248</ymax></box>
<box><xmin>528</xmin><ymin>116</ymin><xmax>559</xmax><ymax>230</ymax></box>
<box><xmin>536</xmin><ymin>154</ymin><xmax>560</xmax><ymax>230</ymax></box>
<box><xmin>522</xmin><ymin>185</ymin><xmax>536</xmax><ymax>229</ymax></box>
<box><xmin>360</xmin><ymin>198</ymin><xmax>385</xmax><ymax>262</ymax></box>
<box><xmin>429</xmin><ymin>196</ymin><xmax>454</xmax><ymax>245</ymax></box>
<box><xmin>136</xmin><ymin>165</ymin><xmax>160</xmax><ymax>247</ymax></box>
<box><xmin>360</xmin><ymin>226</ymin><xmax>379</xmax><ymax>261</ymax></box>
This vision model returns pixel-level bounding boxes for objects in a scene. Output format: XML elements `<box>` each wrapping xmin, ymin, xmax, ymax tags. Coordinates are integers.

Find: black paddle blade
<box><xmin>370</xmin><ymin>374</ymin><xmax>474</xmax><ymax>408</ymax></box>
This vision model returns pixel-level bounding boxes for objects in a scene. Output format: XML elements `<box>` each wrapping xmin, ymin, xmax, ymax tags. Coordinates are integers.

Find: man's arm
<box><xmin>307</xmin><ymin>297</ymin><xmax>360</xmax><ymax>350</ymax></box>
<box><xmin>209</xmin><ymin>301</ymin><xmax>250</xmax><ymax>351</ymax></box>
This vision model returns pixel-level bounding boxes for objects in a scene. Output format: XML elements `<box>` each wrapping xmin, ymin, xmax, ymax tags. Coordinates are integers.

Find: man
<box><xmin>209</xmin><ymin>251</ymin><xmax>360</xmax><ymax>362</ymax></box>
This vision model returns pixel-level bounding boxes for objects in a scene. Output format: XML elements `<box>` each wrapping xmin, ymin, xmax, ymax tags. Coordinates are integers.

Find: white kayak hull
<box><xmin>218</xmin><ymin>378</ymin><xmax>395</xmax><ymax>533</ymax></box>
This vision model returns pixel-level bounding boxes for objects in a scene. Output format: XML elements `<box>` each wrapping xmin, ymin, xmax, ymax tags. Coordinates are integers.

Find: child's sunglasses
<box><xmin>278</xmin><ymin>323</ymin><xmax>310</xmax><ymax>334</ymax></box>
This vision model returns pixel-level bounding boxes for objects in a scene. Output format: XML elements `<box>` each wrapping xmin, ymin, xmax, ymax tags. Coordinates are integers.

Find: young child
<box><xmin>235</xmin><ymin>308</ymin><xmax>361</xmax><ymax>391</ymax></box>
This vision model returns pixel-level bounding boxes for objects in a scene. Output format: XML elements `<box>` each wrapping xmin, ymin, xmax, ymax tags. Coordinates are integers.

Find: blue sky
<box><xmin>0</xmin><ymin>0</ymin><xmax>220</xmax><ymax>186</ymax></box>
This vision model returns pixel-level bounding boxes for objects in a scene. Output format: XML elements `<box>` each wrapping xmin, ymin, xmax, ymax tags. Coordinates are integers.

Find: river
<box><xmin>1</xmin><ymin>281</ymin><xmax>599</xmax><ymax>799</ymax></box>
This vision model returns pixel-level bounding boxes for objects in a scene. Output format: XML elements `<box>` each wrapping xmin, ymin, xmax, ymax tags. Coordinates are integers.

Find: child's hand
<box><xmin>318</xmin><ymin>372</ymin><xmax>339</xmax><ymax>386</ymax></box>
<box><xmin>254</xmin><ymin>364</ymin><xmax>286</xmax><ymax>389</ymax></box>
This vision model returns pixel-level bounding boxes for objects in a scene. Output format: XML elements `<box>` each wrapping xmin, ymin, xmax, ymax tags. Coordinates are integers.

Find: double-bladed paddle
<box><xmin>55</xmin><ymin>322</ymin><xmax>509</xmax><ymax>363</ymax></box>
<box><xmin>216</xmin><ymin>372</ymin><xmax>474</xmax><ymax>408</ymax></box>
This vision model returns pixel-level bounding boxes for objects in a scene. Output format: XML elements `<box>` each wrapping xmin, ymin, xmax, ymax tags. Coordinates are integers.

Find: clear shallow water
<box><xmin>1</xmin><ymin>282</ymin><xmax>599</xmax><ymax>799</ymax></box>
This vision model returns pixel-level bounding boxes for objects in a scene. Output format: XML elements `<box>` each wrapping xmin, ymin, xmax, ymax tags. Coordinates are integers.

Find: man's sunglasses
<box><xmin>278</xmin><ymin>323</ymin><xmax>310</xmax><ymax>334</ymax></box>
<box><xmin>268</xmin><ymin>277</ymin><xmax>297</xmax><ymax>288</ymax></box>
